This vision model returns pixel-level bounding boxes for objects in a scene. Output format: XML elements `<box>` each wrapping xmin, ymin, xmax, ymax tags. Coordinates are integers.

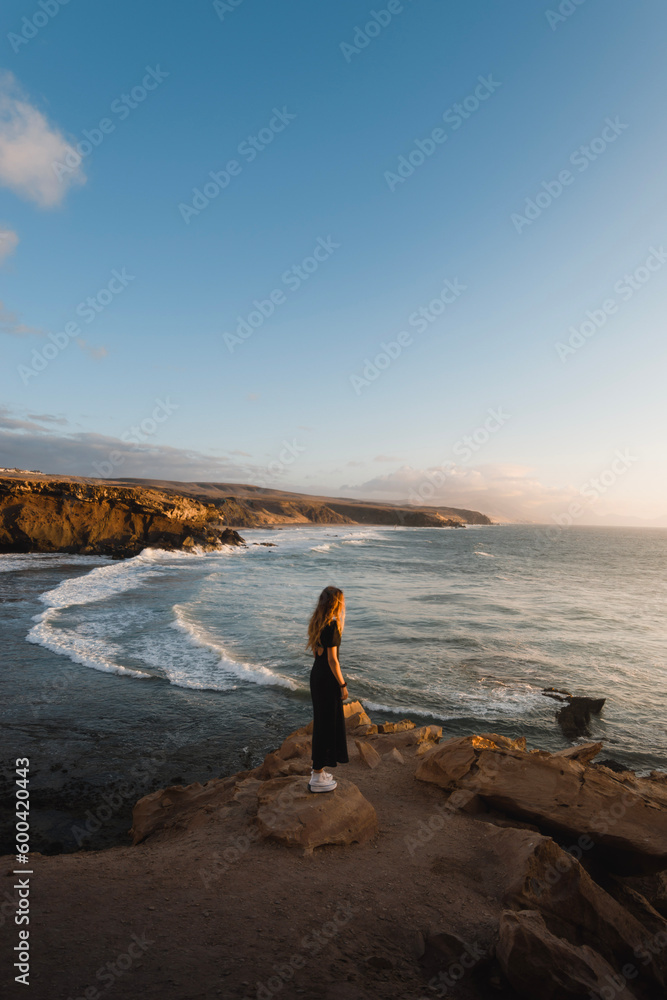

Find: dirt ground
<box><xmin>1</xmin><ymin>737</ymin><xmax>532</xmax><ymax>1000</ymax></box>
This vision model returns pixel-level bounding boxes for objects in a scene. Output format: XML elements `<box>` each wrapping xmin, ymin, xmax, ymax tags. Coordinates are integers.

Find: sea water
<box><xmin>2</xmin><ymin>524</ymin><xmax>666</xmax><ymax>851</ymax></box>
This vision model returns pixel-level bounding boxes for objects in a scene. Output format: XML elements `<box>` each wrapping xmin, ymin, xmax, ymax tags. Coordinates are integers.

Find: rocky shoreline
<box><xmin>7</xmin><ymin>702</ymin><xmax>666</xmax><ymax>999</ymax></box>
<box><xmin>0</xmin><ymin>472</ymin><xmax>491</xmax><ymax>558</ymax></box>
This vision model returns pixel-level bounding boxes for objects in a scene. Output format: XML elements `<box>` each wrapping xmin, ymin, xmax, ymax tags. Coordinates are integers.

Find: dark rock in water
<box><xmin>542</xmin><ymin>686</ymin><xmax>573</xmax><ymax>701</ymax></box>
<box><xmin>557</xmin><ymin>696</ymin><xmax>606</xmax><ymax>738</ymax></box>
<box><xmin>542</xmin><ymin>687</ymin><xmax>607</xmax><ymax>738</ymax></box>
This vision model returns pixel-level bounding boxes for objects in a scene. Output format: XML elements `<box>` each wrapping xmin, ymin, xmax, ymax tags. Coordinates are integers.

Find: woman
<box><xmin>306</xmin><ymin>585</ymin><xmax>349</xmax><ymax>792</ymax></box>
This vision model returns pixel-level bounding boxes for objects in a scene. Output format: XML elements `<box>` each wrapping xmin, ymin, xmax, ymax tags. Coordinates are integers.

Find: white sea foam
<box><xmin>361</xmin><ymin>699</ymin><xmax>457</xmax><ymax>722</ymax></box>
<box><xmin>33</xmin><ymin>550</ymin><xmax>173</xmax><ymax>611</ymax></box>
<box><xmin>171</xmin><ymin>605</ymin><xmax>300</xmax><ymax>690</ymax></box>
<box><xmin>362</xmin><ymin>682</ymin><xmax>545</xmax><ymax>721</ymax></box>
<box><xmin>474</xmin><ymin>550</ymin><xmax>495</xmax><ymax>557</ymax></box>
<box><xmin>27</xmin><ymin>609</ymin><xmax>152</xmax><ymax>678</ymax></box>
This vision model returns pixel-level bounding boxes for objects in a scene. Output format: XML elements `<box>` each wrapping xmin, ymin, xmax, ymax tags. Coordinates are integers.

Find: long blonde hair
<box><xmin>306</xmin><ymin>586</ymin><xmax>345</xmax><ymax>653</ymax></box>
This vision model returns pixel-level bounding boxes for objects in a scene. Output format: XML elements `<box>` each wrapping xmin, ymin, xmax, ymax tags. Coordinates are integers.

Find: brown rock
<box><xmin>274</xmin><ymin>733</ymin><xmax>312</xmax><ymax>761</ymax></box>
<box><xmin>256</xmin><ymin>752</ymin><xmax>291</xmax><ymax>780</ymax></box>
<box><xmin>343</xmin><ymin>700</ymin><xmax>365</xmax><ymax>719</ymax></box>
<box><xmin>378</xmin><ymin>720</ymin><xmax>415</xmax><ymax>734</ymax></box>
<box><xmin>130</xmin><ymin>775</ymin><xmax>238</xmax><ymax>844</ymax></box>
<box><xmin>384</xmin><ymin>747</ymin><xmax>405</xmax><ymax>764</ymax></box>
<box><xmin>345</xmin><ymin>711</ymin><xmax>373</xmax><ymax>730</ymax></box>
<box><xmin>496</xmin><ymin>909</ymin><xmax>639</xmax><ymax>999</ymax></box>
<box><xmin>551</xmin><ymin>742</ymin><xmax>603</xmax><ymax>764</ymax></box>
<box><xmin>416</xmin><ymin>735</ymin><xmax>667</xmax><ymax>873</ymax></box>
<box><xmin>479</xmin><ymin>733</ymin><xmax>527</xmax><ymax>751</ymax></box>
<box><xmin>0</xmin><ymin>476</ymin><xmax>247</xmax><ymax>557</ymax></box>
<box><xmin>445</xmin><ymin>788</ymin><xmax>484</xmax><ymax>814</ymax></box>
<box><xmin>370</xmin><ymin>725</ymin><xmax>442</xmax><ymax>754</ymax></box>
<box><xmin>621</xmin><ymin>871</ymin><xmax>667</xmax><ymax>919</ymax></box>
<box><xmin>355</xmin><ymin>740</ymin><xmax>382</xmax><ymax>769</ymax></box>
<box><xmin>348</xmin><ymin>723</ymin><xmax>379</xmax><ymax>737</ymax></box>
<box><xmin>255</xmin><ymin>776</ymin><xmax>378</xmax><ymax>850</ymax></box>
<box><xmin>503</xmin><ymin>835</ymin><xmax>667</xmax><ymax>991</ymax></box>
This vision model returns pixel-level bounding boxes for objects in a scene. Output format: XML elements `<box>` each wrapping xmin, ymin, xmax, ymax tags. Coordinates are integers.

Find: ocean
<box><xmin>2</xmin><ymin>523</ymin><xmax>666</xmax><ymax>853</ymax></box>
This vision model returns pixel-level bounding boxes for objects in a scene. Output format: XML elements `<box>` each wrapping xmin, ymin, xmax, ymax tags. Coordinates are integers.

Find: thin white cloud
<box><xmin>76</xmin><ymin>338</ymin><xmax>108</xmax><ymax>361</ymax></box>
<box><xmin>341</xmin><ymin>463</ymin><xmax>604</xmax><ymax>523</ymax></box>
<box><xmin>0</xmin><ymin>227</ymin><xmax>18</xmax><ymax>263</ymax></box>
<box><xmin>0</xmin><ymin>301</ymin><xmax>107</xmax><ymax>360</ymax></box>
<box><xmin>0</xmin><ymin>299</ymin><xmax>42</xmax><ymax>337</ymax></box>
<box><xmin>0</xmin><ymin>71</ymin><xmax>86</xmax><ymax>207</ymax></box>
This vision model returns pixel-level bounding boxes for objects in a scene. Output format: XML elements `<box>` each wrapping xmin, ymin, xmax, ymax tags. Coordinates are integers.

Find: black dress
<box><xmin>309</xmin><ymin>621</ymin><xmax>349</xmax><ymax>770</ymax></box>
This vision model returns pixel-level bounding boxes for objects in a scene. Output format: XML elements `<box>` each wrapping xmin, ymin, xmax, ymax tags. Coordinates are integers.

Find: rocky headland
<box><xmin>0</xmin><ymin>472</ymin><xmax>491</xmax><ymax>558</ymax></box>
<box><xmin>7</xmin><ymin>703</ymin><xmax>667</xmax><ymax>1000</ymax></box>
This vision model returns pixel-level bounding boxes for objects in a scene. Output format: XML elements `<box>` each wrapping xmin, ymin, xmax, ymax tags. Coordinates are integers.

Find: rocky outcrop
<box><xmin>497</xmin><ymin>909</ymin><xmax>639</xmax><ymax>999</ymax></box>
<box><xmin>542</xmin><ymin>687</ymin><xmax>607</xmax><ymax>737</ymax></box>
<box><xmin>0</xmin><ymin>473</ymin><xmax>492</xmax><ymax>558</ymax></box>
<box><xmin>130</xmin><ymin>774</ymin><xmax>243</xmax><ymax>844</ymax></box>
<box><xmin>255</xmin><ymin>775</ymin><xmax>378</xmax><ymax>850</ymax></box>
<box><xmin>557</xmin><ymin>696</ymin><xmax>606</xmax><ymax>737</ymax></box>
<box><xmin>501</xmin><ymin>834</ymin><xmax>667</xmax><ymax>992</ymax></box>
<box><xmin>122</xmin><ymin>705</ymin><xmax>667</xmax><ymax>999</ymax></box>
<box><xmin>416</xmin><ymin>734</ymin><xmax>667</xmax><ymax>873</ymax></box>
<box><xmin>0</xmin><ymin>477</ymin><xmax>245</xmax><ymax>557</ymax></box>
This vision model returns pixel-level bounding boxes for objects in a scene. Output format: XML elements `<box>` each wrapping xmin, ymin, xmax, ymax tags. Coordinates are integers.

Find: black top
<box><xmin>318</xmin><ymin>621</ymin><xmax>341</xmax><ymax>651</ymax></box>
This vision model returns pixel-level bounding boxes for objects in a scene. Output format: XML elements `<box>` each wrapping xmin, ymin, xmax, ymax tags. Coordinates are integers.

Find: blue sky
<box><xmin>1</xmin><ymin>0</ymin><xmax>665</xmax><ymax>523</ymax></box>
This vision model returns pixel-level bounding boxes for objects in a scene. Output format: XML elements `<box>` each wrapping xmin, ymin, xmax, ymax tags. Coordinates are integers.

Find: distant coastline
<box><xmin>0</xmin><ymin>471</ymin><xmax>492</xmax><ymax>558</ymax></box>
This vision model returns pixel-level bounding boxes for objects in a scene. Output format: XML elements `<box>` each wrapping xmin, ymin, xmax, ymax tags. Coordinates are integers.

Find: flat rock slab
<box><xmin>416</xmin><ymin>735</ymin><xmax>667</xmax><ymax>874</ymax></box>
<box><xmin>255</xmin><ymin>776</ymin><xmax>378</xmax><ymax>850</ymax></box>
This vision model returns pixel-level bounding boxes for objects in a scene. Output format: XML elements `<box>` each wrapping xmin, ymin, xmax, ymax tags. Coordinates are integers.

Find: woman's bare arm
<box><xmin>327</xmin><ymin>647</ymin><xmax>346</xmax><ymax>688</ymax></box>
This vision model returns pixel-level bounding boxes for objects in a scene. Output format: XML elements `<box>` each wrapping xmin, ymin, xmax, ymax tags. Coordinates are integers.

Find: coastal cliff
<box><xmin>9</xmin><ymin>703</ymin><xmax>667</xmax><ymax>1000</ymax></box>
<box><xmin>0</xmin><ymin>472</ymin><xmax>491</xmax><ymax>557</ymax></box>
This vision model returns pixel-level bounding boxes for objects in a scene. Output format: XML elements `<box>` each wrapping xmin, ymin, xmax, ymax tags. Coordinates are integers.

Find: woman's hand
<box><xmin>340</xmin><ymin>683</ymin><xmax>349</xmax><ymax>701</ymax></box>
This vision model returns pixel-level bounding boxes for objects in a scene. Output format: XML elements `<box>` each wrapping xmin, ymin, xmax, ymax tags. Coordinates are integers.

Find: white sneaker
<box><xmin>308</xmin><ymin>770</ymin><xmax>337</xmax><ymax>793</ymax></box>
